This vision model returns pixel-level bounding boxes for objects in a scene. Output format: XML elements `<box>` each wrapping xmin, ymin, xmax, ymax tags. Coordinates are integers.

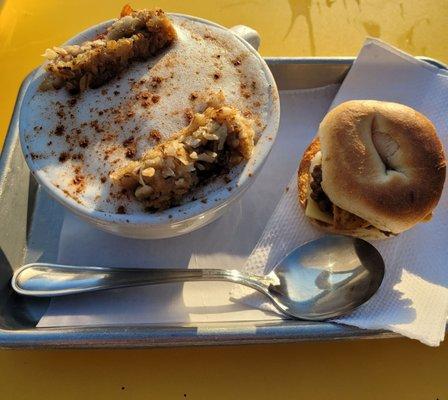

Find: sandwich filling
<box><xmin>305</xmin><ymin>151</ymin><xmax>396</xmax><ymax>235</ymax></box>
<box><xmin>110</xmin><ymin>105</ymin><xmax>255</xmax><ymax>211</ymax></box>
<box><xmin>42</xmin><ymin>6</ymin><xmax>176</xmax><ymax>93</ymax></box>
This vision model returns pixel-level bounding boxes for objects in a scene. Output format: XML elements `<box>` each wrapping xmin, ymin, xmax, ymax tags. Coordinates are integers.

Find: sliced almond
<box><xmin>135</xmin><ymin>185</ymin><xmax>154</xmax><ymax>199</ymax></box>
<box><xmin>141</xmin><ymin>167</ymin><xmax>155</xmax><ymax>178</ymax></box>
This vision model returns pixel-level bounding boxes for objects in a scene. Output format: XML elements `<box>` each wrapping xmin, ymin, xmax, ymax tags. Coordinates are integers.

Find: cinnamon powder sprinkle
<box><xmin>126</xmin><ymin>148</ymin><xmax>136</xmax><ymax>159</ymax></box>
<box><xmin>54</xmin><ymin>125</ymin><xmax>65</xmax><ymax>136</ymax></box>
<box><xmin>149</xmin><ymin>129</ymin><xmax>161</xmax><ymax>142</ymax></box>
<box><xmin>79</xmin><ymin>137</ymin><xmax>89</xmax><ymax>148</ymax></box>
<box><xmin>123</xmin><ymin>136</ymin><xmax>135</xmax><ymax>147</ymax></box>
<box><xmin>151</xmin><ymin>76</ymin><xmax>162</xmax><ymax>88</ymax></box>
<box><xmin>117</xmin><ymin>205</ymin><xmax>126</xmax><ymax>214</ymax></box>
<box><xmin>184</xmin><ymin>109</ymin><xmax>193</xmax><ymax>123</ymax></box>
<box><xmin>71</xmin><ymin>153</ymin><xmax>84</xmax><ymax>161</ymax></box>
<box><xmin>123</xmin><ymin>136</ymin><xmax>136</xmax><ymax>159</ymax></box>
<box><xmin>73</xmin><ymin>174</ymin><xmax>84</xmax><ymax>186</ymax></box>
<box><xmin>90</xmin><ymin>120</ymin><xmax>103</xmax><ymax>133</ymax></box>
<box><xmin>59</xmin><ymin>152</ymin><xmax>69</xmax><ymax>163</ymax></box>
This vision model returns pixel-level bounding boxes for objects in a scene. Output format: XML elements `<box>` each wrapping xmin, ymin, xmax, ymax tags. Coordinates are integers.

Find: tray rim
<box><xmin>0</xmin><ymin>56</ymin><xmax>445</xmax><ymax>348</ymax></box>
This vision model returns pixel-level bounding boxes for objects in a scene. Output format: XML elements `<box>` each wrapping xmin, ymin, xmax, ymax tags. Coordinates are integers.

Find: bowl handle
<box><xmin>229</xmin><ymin>25</ymin><xmax>260</xmax><ymax>50</ymax></box>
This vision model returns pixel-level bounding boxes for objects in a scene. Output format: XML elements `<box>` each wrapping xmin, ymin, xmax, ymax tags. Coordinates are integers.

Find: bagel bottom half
<box><xmin>298</xmin><ymin>138</ymin><xmax>392</xmax><ymax>240</ymax></box>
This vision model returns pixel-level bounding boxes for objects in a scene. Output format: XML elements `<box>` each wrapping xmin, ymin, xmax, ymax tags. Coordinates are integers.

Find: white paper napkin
<box><xmin>37</xmin><ymin>84</ymin><xmax>339</xmax><ymax>328</ymax></box>
<box><xmin>233</xmin><ymin>39</ymin><xmax>448</xmax><ymax>346</ymax></box>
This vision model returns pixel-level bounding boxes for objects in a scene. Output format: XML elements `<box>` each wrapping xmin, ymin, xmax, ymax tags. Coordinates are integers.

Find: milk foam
<box><xmin>21</xmin><ymin>16</ymin><xmax>273</xmax><ymax>214</ymax></box>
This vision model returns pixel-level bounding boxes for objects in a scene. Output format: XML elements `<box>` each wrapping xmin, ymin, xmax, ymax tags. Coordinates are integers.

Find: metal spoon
<box><xmin>11</xmin><ymin>235</ymin><xmax>385</xmax><ymax>320</ymax></box>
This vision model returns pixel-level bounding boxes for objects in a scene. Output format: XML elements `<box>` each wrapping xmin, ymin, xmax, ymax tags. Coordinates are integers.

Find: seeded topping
<box><xmin>110</xmin><ymin>105</ymin><xmax>254</xmax><ymax>211</ymax></box>
<box><xmin>41</xmin><ymin>6</ymin><xmax>176</xmax><ymax>93</ymax></box>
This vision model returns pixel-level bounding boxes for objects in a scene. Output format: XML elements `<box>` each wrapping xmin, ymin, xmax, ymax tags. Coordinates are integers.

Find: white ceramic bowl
<box><xmin>19</xmin><ymin>14</ymin><xmax>280</xmax><ymax>239</ymax></box>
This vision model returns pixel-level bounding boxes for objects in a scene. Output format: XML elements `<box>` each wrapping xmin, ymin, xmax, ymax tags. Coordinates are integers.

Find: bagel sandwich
<box><xmin>298</xmin><ymin>100</ymin><xmax>446</xmax><ymax>239</ymax></box>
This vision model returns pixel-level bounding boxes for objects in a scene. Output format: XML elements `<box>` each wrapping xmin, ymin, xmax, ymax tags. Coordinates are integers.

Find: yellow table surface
<box><xmin>0</xmin><ymin>1</ymin><xmax>447</xmax><ymax>398</ymax></box>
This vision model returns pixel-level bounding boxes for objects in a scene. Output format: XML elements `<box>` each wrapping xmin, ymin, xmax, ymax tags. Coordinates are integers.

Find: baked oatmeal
<box><xmin>110</xmin><ymin>104</ymin><xmax>255</xmax><ymax>210</ymax></box>
<box><xmin>42</xmin><ymin>5</ymin><xmax>176</xmax><ymax>93</ymax></box>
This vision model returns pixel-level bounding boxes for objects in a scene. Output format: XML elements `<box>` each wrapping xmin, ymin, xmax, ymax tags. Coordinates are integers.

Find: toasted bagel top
<box><xmin>318</xmin><ymin>100</ymin><xmax>445</xmax><ymax>233</ymax></box>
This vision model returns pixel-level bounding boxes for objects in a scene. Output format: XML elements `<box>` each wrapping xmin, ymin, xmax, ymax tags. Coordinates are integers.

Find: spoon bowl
<box><xmin>265</xmin><ymin>235</ymin><xmax>385</xmax><ymax>320</ymax></box>
<box><xmin>11</xmin><ymin>235</ymin><xmax>385</xmax><ymax>321</ymax></box>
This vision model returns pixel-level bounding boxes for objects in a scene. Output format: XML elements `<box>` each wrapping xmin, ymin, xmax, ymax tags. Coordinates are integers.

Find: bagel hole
<box><xmin>372</xmin><ymin>131</ymin><xmax>400</xmax><ymax>173</ymax></box>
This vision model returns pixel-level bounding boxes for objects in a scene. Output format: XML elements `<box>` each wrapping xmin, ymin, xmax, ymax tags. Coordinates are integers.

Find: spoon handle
<box><xmin>12</xmin><ymin>263</ymin><xmax>271</xmax><ymax>297</ymax></box>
